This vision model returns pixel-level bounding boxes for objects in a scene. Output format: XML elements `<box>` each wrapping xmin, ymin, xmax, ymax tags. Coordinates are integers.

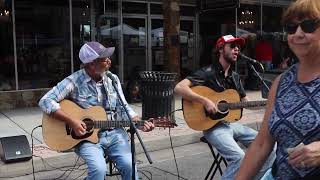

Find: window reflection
<box><xmin>15</xmin><ymin>0</ymin><xmax>71</xmax><ymax>89</ymax></box>
<box><xmin>0</xmin><ymin>0</ymin><xmax>14</xmax><ymax>91</ymax></box>
<box><xmin>180</xmin><ymin>20</ymin><xmax>194</xmax><ymax>79</ymax></box>
<box><xmin>151</xmin><ymin>19</ymin><xmax>164</xmax><ymax>71</ymax></box>
<box><xmin>237</xmin><ymin>4</ymin><xmax>293</xmax><ymax>90</ymax></box>
<box><xmin>97</xmin><ymin>16</ymin><xmax>120</xmax><ymax>75</ymax></box>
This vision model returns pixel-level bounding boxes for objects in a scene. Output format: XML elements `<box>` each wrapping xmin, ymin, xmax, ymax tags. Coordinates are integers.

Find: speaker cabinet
<box><xmin>0</xmin><ymin>135</ymin><xmax>32</xmax><ymax>163</ymax></box>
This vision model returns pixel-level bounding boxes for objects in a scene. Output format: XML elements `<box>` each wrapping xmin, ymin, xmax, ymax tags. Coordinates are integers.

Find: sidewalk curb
<box><xmin>0</xmin><ymin>131</ymin><xmax>202</xmax><ymax>178</ymax></box>
<box><xmin>0</xmin><ymin>121</ymin><xmax>260</xmax><ymax>178</ymax></box>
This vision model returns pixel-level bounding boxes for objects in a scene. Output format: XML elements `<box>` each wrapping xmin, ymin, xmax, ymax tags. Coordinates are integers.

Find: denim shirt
<box><xmin>38</xmin><ymin>69</ymin><xmax>137</xmax><ymax>121</ymax></box>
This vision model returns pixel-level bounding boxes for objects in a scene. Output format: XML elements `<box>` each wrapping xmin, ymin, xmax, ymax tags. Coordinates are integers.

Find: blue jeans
<box><xmin>204</xmin><ymin>122</ymin><xmax>276</xmax><ymax>180</ymax></box>
<box><xmin>75</xmin><ymin>128</ymin><xmax>138</xmax><ymax>180</ymax></box>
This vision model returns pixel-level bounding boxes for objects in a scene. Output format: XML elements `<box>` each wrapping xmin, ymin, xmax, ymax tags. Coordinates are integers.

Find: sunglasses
<box><xmin>96</xmin><ymin>57</ymin><xmax>111</xmax><ymax>61</ymax></box>
<box><xmin>284</xmin><ymin>19</ymin><xmax>320</xmax><ymax>34</ymax></box>
<box><xmin>228</xmin><ymin>43</ymin><xmax>241</xmax><ymax>49</ymax></box>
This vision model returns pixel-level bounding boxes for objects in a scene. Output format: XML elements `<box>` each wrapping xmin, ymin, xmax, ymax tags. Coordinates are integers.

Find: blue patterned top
<box><xmin>269</xmin><ymin>64</ymin><xmax>320</xmax><ymax>179</ymax></box>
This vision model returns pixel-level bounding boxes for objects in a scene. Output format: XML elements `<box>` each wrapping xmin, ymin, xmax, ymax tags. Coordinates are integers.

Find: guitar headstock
<box><xmin>149</xmin><ymin>117</ymin><xmax>177</xmax><ymax>128</ymax></box>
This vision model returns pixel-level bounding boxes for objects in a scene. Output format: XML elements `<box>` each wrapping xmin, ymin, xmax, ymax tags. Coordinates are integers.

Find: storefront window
<box><xmin>123</xmin><ymin>18</ymin><xmax>147</xmax><ymax>81</ymax></box>
<box><xmin>180</xmin><ymin>20</ymin><xmax>194</xmax><ymax>78</ymax></box>
<box><xmin>15</xmin><ymin>0</ymin><xmax>71</xmax><ymax>89</ymax></box>
<box><xmin>122</xmin><ymin>2</ymin><xmax>147</xmax><ymax>14</ymax></box>
<box><xmin>151</xmin><ymin>19</ymin><xmax>164</xmax><ymax>71</ymax></box>
<box><xmin>237</xmin><ymin>4</ymin><xmax>261</xmax><ymax>90</ymax></box>
<box><xmin>180</xmin><ymin>6</ymin><xmax>195</xmax><ymax>16</ymax></box>
<box><xmin>150</xmin><ymin>4</ymin><xmax>162</xmax><ymax>15</ymax></box>
<box><xmin>0</xmin><ymin>0</ymin><xmax>14</xmax><ymax>91</ymax></box>
<box><xmin>262</xmin><ymin>6</ymin><xmax>290</xmax><ymax>70</ymax></box>
<box><xmin>237</xmin><ymin>3</ymin><xmax>292</xmax><ymax>90</ymax></box>
<box><xmin>199</xmin><ymin>8</ymin><xmax>235</xmax><ymax>66</ymax></box>
<box><xmin>97</xmin><ymin>16</ymin><xmax>120</xmax><ymax>75</ymax></box>
<box><xmin>237</xmin><ymin>4</ymin><xmax>261</xmax><ymax>57</ymax></box>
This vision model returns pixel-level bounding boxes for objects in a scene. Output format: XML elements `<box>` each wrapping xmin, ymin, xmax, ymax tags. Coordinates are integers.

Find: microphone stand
<box><xmin>109</xmin><ymin>79</ymin><xmax>152</xmax><ymax>180</ymax></box>
<box><xmin>247</xmin><ymin>62</ymin><xmax>270</xmax><ymax>92</ymax></box>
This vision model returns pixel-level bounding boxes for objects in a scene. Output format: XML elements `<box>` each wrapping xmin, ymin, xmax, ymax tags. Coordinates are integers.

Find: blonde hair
<box><xmin>282</xmin><ymin>0</ymin><xmax>320</xmax><ymax>24</ymax></box>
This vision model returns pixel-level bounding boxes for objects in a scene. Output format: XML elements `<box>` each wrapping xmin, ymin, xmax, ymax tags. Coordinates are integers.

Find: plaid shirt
<box><xmin>39</xmin><ymin>69</ymin><xmax>138</xmax><ymax>121</ymax></box>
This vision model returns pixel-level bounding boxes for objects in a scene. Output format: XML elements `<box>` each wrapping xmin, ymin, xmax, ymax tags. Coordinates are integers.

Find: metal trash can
<box><xmin>139</xmin><ymin>71</ymin><xmax>177</xmax><ymax>121</ymax></box>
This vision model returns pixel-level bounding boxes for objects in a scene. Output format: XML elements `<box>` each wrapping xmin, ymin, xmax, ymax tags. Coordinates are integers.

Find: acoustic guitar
<box><xmin>42</xmin><ymin>100</ymin><xmax>175</xmax><ymax>151</ymax></box>
<box><xmin>182</xmin><ymin>86</ymin><xmax>267</xmax><ymax>131</ymax></box>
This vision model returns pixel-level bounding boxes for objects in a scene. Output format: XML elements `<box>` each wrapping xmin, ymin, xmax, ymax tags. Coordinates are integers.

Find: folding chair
<box><xmin>200</xmin><ymin>136</ymin><xmax>228</xmax><ymax>180</ymax></box>
<box><xmin>105</xmin><ymin>158</ymin><xmax>121</xmax><ymax>177</ymax></box>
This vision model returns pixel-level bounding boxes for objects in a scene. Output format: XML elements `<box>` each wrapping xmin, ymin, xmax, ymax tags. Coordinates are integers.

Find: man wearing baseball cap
<box><xmin>175</xmin><ymin>35</ymin><xmax>275</xmax><ymax>179</ymax></box>
<box><xmin>39</xmin><ymin>41</ymin><xmax>154</xmax><ymax>180</ymax></box>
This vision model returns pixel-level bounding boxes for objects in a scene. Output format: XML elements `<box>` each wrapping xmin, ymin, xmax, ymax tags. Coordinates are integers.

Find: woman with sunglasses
<box><xmin>236</xmin><ymin>0</ymin><xmax>320</xmax><ymax>179</ymax></box>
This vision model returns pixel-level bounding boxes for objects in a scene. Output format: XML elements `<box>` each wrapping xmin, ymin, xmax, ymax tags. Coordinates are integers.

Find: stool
<box><xmin>105</xmin><ymin>158</ymin><xmax>121</xmax><ymax>177</ymax></box>
<box><xmin>200</xmin><ymin>136</ymin><xmax>228</xmax><ymax>180</ymax></box>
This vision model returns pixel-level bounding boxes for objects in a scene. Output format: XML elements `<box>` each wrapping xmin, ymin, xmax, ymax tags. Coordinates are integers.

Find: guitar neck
<box><xmin>218</xmin><ymin>100</ymin><xmax>267</xmax><ymax>110</ymax></box>
<box><xmin>94</xmin><ymin>120</ymin><xmax>145</xmax><ymax>129</ymax></box>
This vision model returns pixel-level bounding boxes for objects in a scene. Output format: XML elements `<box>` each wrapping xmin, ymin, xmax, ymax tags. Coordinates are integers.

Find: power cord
<box><xmin>32</xmin><ymin>124</ymin><xmax>86</xmax><ymax>180</ymax></box>
<box><xmin>31</xmin><ymin>124</ymin><xmax>42</xmax><ymax>180</ymax></box>
<box><xmin>168</xmin><ymin>108</ymin><xmax>183</xmax><ymax>180</ymax></box>
<box><xmin>138</xmin><ymin>169</ymin><xmax>152</xmax><ymax>180</ymax></box>
<box><xmin>148</xmin><ymin>166</ymin><xmax>188</xmax><ymax>180</ymax></box>
<box><xmin>0</xmin><ymin>111</ymin><xmax>42</xmax><ymax>143</ymax></box>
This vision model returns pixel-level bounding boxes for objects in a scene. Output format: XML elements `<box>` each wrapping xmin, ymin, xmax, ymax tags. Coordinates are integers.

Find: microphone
<box><xmin>106</xmin><ymin>72</ymin><xmax>117</xmax><ymax>84</ymax></box>
<box><xmin>239</xmin><ymin>53</ymin><xmax>260</xmax><ymax>64</ymax></box>
<box><xmin>239</xmin><ymin>53</ymin><xmax>265</xmax><ymax>72</ymax></box>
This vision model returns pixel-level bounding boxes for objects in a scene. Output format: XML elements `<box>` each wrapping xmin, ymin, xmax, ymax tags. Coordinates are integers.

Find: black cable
<box><xmin>32</xmin><ymin>127</ymin><xmax>86</xmax><ymax>180</ymax></box>
<box><xmin>0</xmin><ymin>158</ymin><xmax>86</xmax><ymax>179</ymax></box>
<box><xmin>31</xmin><ymin>124</ymin><xmax>42</xmax><ymax>180</ymax></box>
<box><xmin>169</xmin><ymin>108</ymin><xmax>182</xmax><ymax>127</ymax></box>
<box><xmin>138</xmin><ymin>169</ymin><xmax>152</xmax><ymax>180</ymax></box>
<box><xmin>69</xmin><ymin>168</ymin><xmax>87</xmax><ymax>180</ymax></box>
<box><xmin>169</xmin><ymin>128</ymin><xmax>181</xmax><ymax>180</ymax></box>
<box><xmin>53</xmin><ymin>156</ymin><xmax>81</xmax><ymax>180</ymax></box>
<box><xmin>168</xmin><ymin>108</ymin><xmax>183</xmax><ymax>180</ymax></box>
<box><xmin>149</xmin><ymin>166</ymin><xmax>188</xmax><ymax>180</ymax></box>
<box><xmin>34</xmin><ymin>154</ymin><xmax>86</xmax><ymax>172</ymax></box>
<box><xmin>0</xmin><ymin>111</ymin><xmax>42</xmax><ymax>143</ymax></box>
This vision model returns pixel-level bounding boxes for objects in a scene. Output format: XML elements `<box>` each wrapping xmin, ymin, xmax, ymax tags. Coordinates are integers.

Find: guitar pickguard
<box><xmin>205</xmin><ymin>110</ymin><xmax>229</xmax><ymax>120</ymax></box>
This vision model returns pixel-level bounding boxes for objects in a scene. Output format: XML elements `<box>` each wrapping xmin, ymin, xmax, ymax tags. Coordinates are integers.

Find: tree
<box><xmin>163</xmin><ymin>0</ymin><xmax>180</xmax><ymax>78</ymax></box>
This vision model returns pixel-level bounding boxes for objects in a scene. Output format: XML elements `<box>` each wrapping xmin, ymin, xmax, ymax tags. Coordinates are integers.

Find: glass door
<box><xmin>151</xmin><ymin>19</ymin><xmax>164</xmax><ymax>71</ymax></box>
<box><xmin>180</xmin><ymin>20</ymin><xmax>195</xmax><ymax>78</ymax></box>
<box><xmin>122</xmin><ymin>17</ymin><xmax>147</xmax><ymax>82</ymax></box>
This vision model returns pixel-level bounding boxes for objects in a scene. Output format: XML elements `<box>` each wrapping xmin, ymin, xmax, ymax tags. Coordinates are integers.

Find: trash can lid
<box><xmin>139</xmin><ymin>71</ymin><xmax>177</xmax><ymax>81</ymax></box>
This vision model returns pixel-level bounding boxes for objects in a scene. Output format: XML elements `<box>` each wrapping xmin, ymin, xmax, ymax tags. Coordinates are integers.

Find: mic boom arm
<box><xmin>239</xmin><ymin>53</ymin><xmax>265</xmax><ymax>72</ymax></box>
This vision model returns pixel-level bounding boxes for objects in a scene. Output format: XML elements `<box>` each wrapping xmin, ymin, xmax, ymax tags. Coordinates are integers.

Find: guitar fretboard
<box><xmin>218</xmin><ymin>100</ymin><xmax>267</xmax><ymax>110</ymax></box>
<box><xmin>93</xmin><ymin>120</ymin><xmax>145</xmax><ymax>129</ymax></box>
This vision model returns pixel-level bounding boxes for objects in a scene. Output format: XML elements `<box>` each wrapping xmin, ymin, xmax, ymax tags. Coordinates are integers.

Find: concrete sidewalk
<box><xmin>0</xmin><ymin>90</ymin><xmax>266</xmax><ymax>178</ymax></box>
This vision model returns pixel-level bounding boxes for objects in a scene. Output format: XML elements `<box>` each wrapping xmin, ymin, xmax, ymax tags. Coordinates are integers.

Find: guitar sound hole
<box><xmin>218</xmin><ymin>100</ymin><xmax>229</xmax><ymax>113</ymax></box>
<box><xmin>70</xmin><ymin>118</ymin><xmax>94</xmax><ymax>139</ymax></box>
<box><xmin>83</xmin><ymin>118</ymin><xmax>94</xmax><ymax>132</ymax></box>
